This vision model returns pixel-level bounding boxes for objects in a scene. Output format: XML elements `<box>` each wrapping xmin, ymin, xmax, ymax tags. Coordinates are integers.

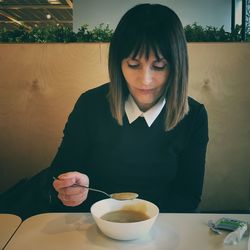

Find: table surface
<box><xmin>4</xmin><ymin>213</ymin><xmax>250</xmax><ymax>250</ymax></box>
<box><xmin>0</xmin><ymin>214</ymin><xmax>22</xmax><ymax>250</ymax></box>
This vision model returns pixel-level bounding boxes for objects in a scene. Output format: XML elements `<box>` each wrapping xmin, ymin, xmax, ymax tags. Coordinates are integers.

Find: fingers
<box><xmin>58</xmin><ymin>171</ymin><xmax>89</xmax><ymax>186</ymax></box>
<box><xmin>53</xmin><ymin>171</ymin><xmax>89</xmax><ymax>191</ymax></box>
<box><xmin>53</xmin><ymin>177</ymin><xmax>75</xmax><ymax>190</ymax></box>
<box><xmin>58</xmin><ymin>188</ymin><xmax>88</xmax><ymax>207</ymax></box>
<box><xmin>60</xmin><ymin>185</ymin><xmax>83</xmax><ymax>196</ymax></box>
<box><xmin>52</xmin><ymin>171</ymin><xmax>89</xmax><ymax>207</ymax></box>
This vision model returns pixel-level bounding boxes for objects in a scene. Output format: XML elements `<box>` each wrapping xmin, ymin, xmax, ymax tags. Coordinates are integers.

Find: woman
<box><xmin>51</xmin><ymin>3</ymin><xmax>209</xmax><ymax>213</ymax></box>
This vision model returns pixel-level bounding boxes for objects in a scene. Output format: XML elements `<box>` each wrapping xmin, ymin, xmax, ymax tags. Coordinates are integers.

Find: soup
<box><xmin>111</xmin><ymin>192</ymin><xmax>138</xmax><ymax>200</ymax></box>
<box><xmin>101</xmin><ymin>210</ymin><xmax>150</xmax><ymax>223</ymax></box>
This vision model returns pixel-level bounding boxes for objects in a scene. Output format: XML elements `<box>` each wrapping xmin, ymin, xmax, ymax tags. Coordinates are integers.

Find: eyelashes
<box><xmin>127</xmin><ymin>63</ymin><xmax>139</xmax><ymax>68</ymax></box>
<box><xmin>126</xmin><ymin>57</ymin><xmax>169</xmax><ymax>71</ymax></box>
<box><xmin>127</xmin><ymin>63</ymin><xmax>168</xmax><ymax>71</ymax></box>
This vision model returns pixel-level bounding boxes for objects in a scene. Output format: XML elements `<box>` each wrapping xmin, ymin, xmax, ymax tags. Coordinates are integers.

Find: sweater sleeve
<box><xmin>42</xmin><ymin>93</ymin><xmax>91</xmax><ymax>208</ymax></box>
<box><xmin>50</xmin><ymin>93</ymin><xmax>90</xmax><ymax>174</ymax></box>
<box><xmin>166</xmin><ymin>104</ymin><xmax>209</xmax><ymax>212</ymax></box>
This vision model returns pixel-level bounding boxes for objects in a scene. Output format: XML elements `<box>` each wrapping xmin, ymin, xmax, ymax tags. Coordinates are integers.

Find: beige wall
<box><xmin>0</xmin><ymin>43</ymin><xmax>249</xmax><ymax>212</ymax></box>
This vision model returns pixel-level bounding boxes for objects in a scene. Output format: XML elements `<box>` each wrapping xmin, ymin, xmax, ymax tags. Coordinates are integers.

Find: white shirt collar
<box><xmin>125</xmin><ymin>95</ymin><xmax>166</xmax><ymax>127</ymax></box>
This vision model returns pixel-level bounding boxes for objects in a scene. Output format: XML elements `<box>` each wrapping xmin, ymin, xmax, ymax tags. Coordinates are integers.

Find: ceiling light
<box><xmin>47</xmin><ymin>0</ymin><xmax>61</xmax><ymax>4</ymax></box>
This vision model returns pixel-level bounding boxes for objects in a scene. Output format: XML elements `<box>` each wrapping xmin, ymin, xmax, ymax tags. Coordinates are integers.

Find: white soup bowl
<box><xmin>90</xmin><ymin>198</ymin><xmax>159</xmax><ymax>240</ymax></box>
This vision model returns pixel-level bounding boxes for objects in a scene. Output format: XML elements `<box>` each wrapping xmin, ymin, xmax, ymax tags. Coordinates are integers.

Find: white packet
<box><xmin>248</xmin><ymin>233</ymin><xmax>250</xmax><ymax>250</ymax></box>
<box><xmin>224</xmin><ymin>223</ymin><xmax>248</xmax><ymax>245</ymax></box>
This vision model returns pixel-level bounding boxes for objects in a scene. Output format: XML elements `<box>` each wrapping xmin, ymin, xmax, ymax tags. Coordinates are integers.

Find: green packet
<box><xmin>214</xmin><ymin>217</ymin><xmax>247</xmax><ymax>231</ymax></box>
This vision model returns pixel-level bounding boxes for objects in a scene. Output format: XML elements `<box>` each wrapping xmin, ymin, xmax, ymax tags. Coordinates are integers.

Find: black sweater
<box><xmin>48</xmin><ymin>83</ymin><xmax>208</xmax><ymax>213</ymax></box>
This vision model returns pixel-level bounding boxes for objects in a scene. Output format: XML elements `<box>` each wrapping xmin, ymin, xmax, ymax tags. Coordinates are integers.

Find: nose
<box><xmin>141</xmin><ymin>66</ymin><xmax>153</xmax><ymax>85</ymax></box>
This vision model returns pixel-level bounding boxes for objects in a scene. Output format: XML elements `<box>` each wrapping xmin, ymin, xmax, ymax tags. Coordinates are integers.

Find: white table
<box><xmin>4</xmin><ymin>213</ymin><xmax>250</xmax><ymax>250</ymax></box>
<box><xmin>0</xmin><ymin>214</ymin><xmax>22</xmax><ymax>250</ymax></box>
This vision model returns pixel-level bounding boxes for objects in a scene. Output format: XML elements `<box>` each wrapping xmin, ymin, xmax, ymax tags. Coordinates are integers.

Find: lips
<box><xmin>137</xmin><ymin>88</ymin><xmax>154</xmax><ymax>94</ymax></box>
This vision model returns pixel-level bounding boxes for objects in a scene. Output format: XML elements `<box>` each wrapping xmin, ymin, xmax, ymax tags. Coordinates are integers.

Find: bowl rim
<box><xmin>90</xmin><ymin>198</ymin><xmax>159</xmax><ymax>224</ymax></box>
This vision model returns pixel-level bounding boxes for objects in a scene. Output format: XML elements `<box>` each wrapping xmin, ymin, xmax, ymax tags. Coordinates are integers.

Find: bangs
<box><xmin>119</xmin><ymin>26</ymin><xmax>171</xmax><ymax>62</ymax></box>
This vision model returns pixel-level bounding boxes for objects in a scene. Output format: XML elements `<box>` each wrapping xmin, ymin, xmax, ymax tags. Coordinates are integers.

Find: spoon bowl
<box><xmin>111</xmin><ymin>192</ymin><xmax>138</xmax><ymax>200</ymax></box>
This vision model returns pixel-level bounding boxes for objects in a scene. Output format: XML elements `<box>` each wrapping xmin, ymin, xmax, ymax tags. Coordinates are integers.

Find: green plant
<box><xmin>184</xmin><ymin>23</ymin><xmax>206</xmax><ymax>42</ymax></box>
<box><xmin>229</xmin><ymin>24</ymin><xmax>242</xmax><ymax>41</ymax></box>
<box><xmin>0</xmin><ymin>26</ymin><xmax>30</xmax><ymax>42</ymax></box>
<box><xmin>30</xmin><ymin>25</ymin><xmax>77</xmax><ymax>43</ymax></box>
<box><xmin>0</xmin><ymin>22</ymin><xmax>247</xmax><ymax>43</ymax></box>
<box><xmin>76</xmin><ymin>24</ymin><xmax>93</xmax><ymax>42</ymax></box>
<box><xmin>184</xmin><ymin>22</ymin><xmax>242</xmax><ymax>42</ymax></box>
<box><xmin>76</xmin><ymin>23</ymin><xmax>113</xmax><ymax>42</ymax></box>
<box><xmin>90</xmin><ymin>23</ymin><xmax>113</xmax><ymax>42</ymax></box>
<box><xmin>0</xmin><ymin>25</ymin><xmax>77</xmax><ymax>43</ymax></box>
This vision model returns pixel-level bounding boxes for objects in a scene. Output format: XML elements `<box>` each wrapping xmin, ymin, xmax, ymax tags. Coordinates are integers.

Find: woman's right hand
<box><xmin>52</xmin><ymin>171</ymin><xmax>89</xmax><ymax>207</ymax></box>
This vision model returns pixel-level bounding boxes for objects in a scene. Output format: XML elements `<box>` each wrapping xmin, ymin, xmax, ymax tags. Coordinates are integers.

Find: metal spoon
<box><xmin>53</xmin><ymin>177</ymin><xmax>138</xmax><ymax>201</ymax></box>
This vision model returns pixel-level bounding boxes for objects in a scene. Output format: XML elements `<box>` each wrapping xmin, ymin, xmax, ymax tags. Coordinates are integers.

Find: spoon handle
<box><xmin>73</xmin><ymin>184</ymin><xmax>111</xmax><ymax>197</ymax></box>
<box><xmin>53</xmin><ymin>177</ymin><xmax>111</xmax><ymax>198</ymax></box>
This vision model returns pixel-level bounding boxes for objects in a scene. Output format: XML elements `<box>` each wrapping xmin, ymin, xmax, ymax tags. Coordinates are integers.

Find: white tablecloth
<box><xmin>4</xmin><ymin>213</ymin><xmax>250</xmax><ymax>250</ymax></box>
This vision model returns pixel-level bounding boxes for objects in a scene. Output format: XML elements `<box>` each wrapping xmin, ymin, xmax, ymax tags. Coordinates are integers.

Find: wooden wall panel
<box><xmin>0</xmin><ymin>43</ymin><xmax>249</xmax><ymax>212</ymax></box>
<box><xmin>0</xmin><ymin>43</ymin><xmax>109</xmax><ymax>194</ymax></box>
<box><xmin>188</xmin><ymin>43</ymin><xmax>250</xmax><ymax>211</ymax></box>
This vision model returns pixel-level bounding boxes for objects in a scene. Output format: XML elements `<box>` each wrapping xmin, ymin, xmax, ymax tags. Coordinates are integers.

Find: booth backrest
<box><xmin>0</xmin><ymin>43</ymin><xmax>249</xmax><ymax>212</ymax></box>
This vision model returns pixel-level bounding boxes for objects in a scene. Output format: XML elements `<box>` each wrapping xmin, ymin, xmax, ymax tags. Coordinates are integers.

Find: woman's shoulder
<box><xmin>76</xmin><ymin>82</ymin><xmax>110</xmax><ymax>104</ymax></box>
<box><xmin>186</xmin><ymin>96</ymin><xmax>208</xmax><ymax>122</ymax></box>
<box><xmin>188</xmin><ymin>96</ymin><xmax>203</xmax><ymax>108</ymax></box>
<box><xmin>188</xmin><ymin>96</ymin><xmax>207</xmax><ymax>113</ymax></box>
<box><xmin>81</xmin><ymin>82</ymin><xmax>109</xmax><ymax>98</ymax></box>
<box><xmin>68</xmin><ymin>83</ymin><xmax>110</xmax><ymax>115</ymax></box>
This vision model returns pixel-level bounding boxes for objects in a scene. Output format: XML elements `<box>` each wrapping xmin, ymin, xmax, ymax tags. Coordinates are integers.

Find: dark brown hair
<box><xmin>108</xmin><ymin>3</ymin><xmax>189</xmax><ymax>131</ymax></box>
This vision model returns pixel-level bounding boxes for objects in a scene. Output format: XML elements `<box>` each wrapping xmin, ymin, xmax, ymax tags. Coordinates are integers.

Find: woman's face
<box><xmin>121</xmin><ymin>50</ymin><xmax>170</xmax><ymax>112</ymax></box>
